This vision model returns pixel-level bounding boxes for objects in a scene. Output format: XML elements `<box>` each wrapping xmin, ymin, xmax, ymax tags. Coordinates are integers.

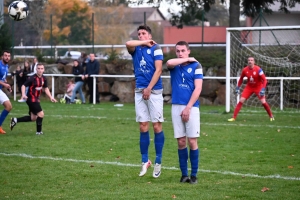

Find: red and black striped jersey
<box><xmin>24</xmin><ymin>74</ymin><xmax>48</xmax><ymax>102</ymax></box>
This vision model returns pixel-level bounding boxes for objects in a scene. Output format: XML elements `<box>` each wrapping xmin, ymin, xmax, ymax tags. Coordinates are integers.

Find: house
<box><xmin>125</xmin><ymin>7</ymin><xmax>171</xmax><ymax>40</ymax></box>
<box><xmin>164</xmin><ymin>26</ymin><xmax>227</xmax><ymax>44</ymax></box>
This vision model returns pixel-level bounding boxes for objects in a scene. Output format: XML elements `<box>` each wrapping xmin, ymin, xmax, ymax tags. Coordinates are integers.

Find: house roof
<box><xmin>125</xmin><ymin>7</ymin><xmax>167</xmax><ymax>24</ymax></box>
<box><xmin>126</xmin><ymin>7</ymin><xmax>171</xmax><ymax>39</ymax></box>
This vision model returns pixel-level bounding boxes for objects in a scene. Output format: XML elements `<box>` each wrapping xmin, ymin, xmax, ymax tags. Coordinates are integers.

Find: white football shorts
<box><xmin>135</xmin><ymin>90</ymin><xmax>164</xmax><ymax>123</ymax></box>
<box><xmin>171</xmin><ymin>104</ymin><xmax>200</xmax><ymax>138</ymax></box>
<box><xmin>0</xmin><ymin>89</ymin><xmax>9</xmax><ymax>105</ymax></box>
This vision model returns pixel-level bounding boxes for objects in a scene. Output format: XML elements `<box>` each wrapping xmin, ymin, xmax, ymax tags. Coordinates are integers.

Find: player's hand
<box><xmin>181</xmin><ymin>107</ymin><xmax>191</xmax><ymax>122</ymax></box>
<box><xmin>235</xmin><ymin>86</ymin><xmax>240</xmax><ymax>94</ymax></box>
<box><xmin>21</xmin><ymin>95</ymin><xmax>28</xmax><ymax>100</ymax></box>
<box><xmin>50</xmin><ymin>97</ymin><xmax>57</xmax><ymax>103</ymax></box>
<box><xmin>4</xmin><ymin>83</ymin><xmax>12</xmax><ymax>92</ymax></box>
<box><xmin>142</xmin><ymin>88</ymin><xmax>151</xmax><ymax>100</ymax></box>
<box><xmin>145</xmin><ymin>40</ymin><xmax>156</xmax><ymax>47</ymax></box>
<box><xmin>260</xmin><ymin>88</ymin><xmax>265</xmax><ymax>97</ymax></box>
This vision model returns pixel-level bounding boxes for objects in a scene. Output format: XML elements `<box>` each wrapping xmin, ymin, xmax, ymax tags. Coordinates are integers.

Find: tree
<box><xmin>129</xmin><ymin>0</ymin><xmax>300</xmax><ymax>27</ymax></box>
<box><xmin>0</xmin><ymin>23</ymin><xmax>12</xmax><ymax>53</ymax></box>
<box><xmin>43</xmin><ymin>0</ymin><xmax>93</xmax><ymax>45</ymax></box>
<box><xmin>92</xmin><ymin>4</ymin><xmax>131</xmax><ymax>53</ymax></box>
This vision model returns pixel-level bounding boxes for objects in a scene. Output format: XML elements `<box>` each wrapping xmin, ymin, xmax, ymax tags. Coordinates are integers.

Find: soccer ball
<box><xmin>8</xmin><ymin>1</ymin><xmax>29</xmax><ymax>21</ymax></box>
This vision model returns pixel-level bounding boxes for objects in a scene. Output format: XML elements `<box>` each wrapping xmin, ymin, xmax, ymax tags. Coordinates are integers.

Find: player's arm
<box><xmin>125</xmin><ymin>40</ymin><xmax>156</xmax><ymax>54</ymax></box>
<box><xmin>20</xmin><ymin>85</ymin><xmax>27</xmax><ymax>100</ymax></box>
<box><xmin>44</xmin><ymin>87</ymin><xmax>57</xmax><ymax>103</ymax></box>
<box><xmin>166</xmin><ymin>57</ymin><xmax>198</xmax><ymax>69</ymax></box>
<box><xmin>0</xmin><ymin>81</ymin><xmax>12</xmax><ymax>92</ymax></box>
<box><xmin>142</xmin><ymin>60</ymin><xmax>163</xmax><ymax>100</ymax></box>
<box><xmin>237</xmin><ymin>70</ymin><xmax>245</xmax><ymax>87</ymax></box>
<box><xmin>260</xmin><ymin>70</ymin><xmax>267</xmax><ymax>88</ymax></box>
<box><xmin>259</xmin><ymin>68</ymin><xmax>267</xmax><ymax>96</ymax></box>
<box><xmin>236</xmin><ymin>69</ymin><xmax>245</xmax><ymax>94</ymax></box>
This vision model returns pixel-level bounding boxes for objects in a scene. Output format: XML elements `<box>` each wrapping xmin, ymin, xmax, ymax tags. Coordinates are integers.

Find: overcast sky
<box><xmin>128</xmin><ymin>0</ymin><xmax>181</xmax><ymax>19</ymax></box>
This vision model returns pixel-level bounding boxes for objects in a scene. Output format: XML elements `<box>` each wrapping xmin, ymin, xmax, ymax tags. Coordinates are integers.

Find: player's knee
<box><xmin>139</xmin><ymin>122</ymin><xmax>148</xmax><ymax>132</ymax></box>
<box><xmin>239</xmin><ymin>98</ymin><xmax>246</xmax><ymax>103</ymax></box>
<box><xmin>177</xmin><ymin>137</ymin><xmax>187</xmax><ymax>149</ymax></box>
<box><xmin>37</xmin><ymin>111</ymin><xmax>44</xmax><ymax>118</ymax></box>
<box><xmin>188</xmin><ymin>138</ymin><xmax>198</xmax><ymax>149</ymax></box>
<box><xmin>153</xmin><ymin>122</ymin><xmax>162</xmax><ymax>133</ymax></box>
<box><xmin>4</xmin><ymin>102</ymin><xmax>12</xmax><ymax>111</ymax></box>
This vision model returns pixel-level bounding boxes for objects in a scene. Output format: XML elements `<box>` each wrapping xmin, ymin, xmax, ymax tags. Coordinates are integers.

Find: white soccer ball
<box><xmin>8</xmin><ymin>1</ymin><xmax>29</xmax><ymax>21</ymax></box>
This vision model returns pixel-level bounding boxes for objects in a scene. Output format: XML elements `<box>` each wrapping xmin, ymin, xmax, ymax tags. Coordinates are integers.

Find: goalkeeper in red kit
<box><xmin>228</xmin><ymin>56</ymin><xmax>274</xmax><ymax>122</ymax></box>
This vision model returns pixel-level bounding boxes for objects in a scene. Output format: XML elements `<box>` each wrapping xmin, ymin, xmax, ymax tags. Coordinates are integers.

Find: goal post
<box><xmin>226</xmin><ymin>26</ymin><xmax>300</xmax><ymax>113</ymax></box>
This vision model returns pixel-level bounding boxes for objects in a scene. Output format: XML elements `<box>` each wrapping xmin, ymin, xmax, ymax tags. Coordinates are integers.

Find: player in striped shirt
<box><xmin>166</xmin><ymin>41</ymin><xmax>203</xmax><ymax>184</ymax></box>
<box><xmin>228</xmin><ymin>56</ymin><xmax>274</xmax><ymax>122</ymax></box>
<box><xmin>10</xmin><ymin>64</ymin><xmax>57</xmax><ymax>135</ymax></box>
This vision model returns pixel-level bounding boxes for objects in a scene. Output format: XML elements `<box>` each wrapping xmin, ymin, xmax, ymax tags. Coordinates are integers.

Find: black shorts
<box><xmin>26</xmin><ymin>101</ymin><xmax>42</xmax><ymax>115</ymax></box>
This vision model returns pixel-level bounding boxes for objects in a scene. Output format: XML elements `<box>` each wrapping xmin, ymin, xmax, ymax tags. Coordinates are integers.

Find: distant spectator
<box><xmin>70</xmin><ymin>60</ymin><xmax>86</xmax><ymax>104</ymax></box>
<box><xmin>84</xmin><ymin>53</ymin><xmax>100</xmax><ymax>104</ymax></box>
<box><xmin>30</xmin><ymin>57</ymin><xmax>38</xmax><ymax>74</ymax></box>
<box><xmin>11</xmin><ymin>65</ymin><xmax>23</xmax><ymax>93</ymax></box>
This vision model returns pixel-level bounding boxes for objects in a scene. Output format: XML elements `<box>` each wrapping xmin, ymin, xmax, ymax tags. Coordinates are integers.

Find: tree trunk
<box><xmin>229</xmin><ymin>0</ymin><xmax>241</xmax><ymax>27</ymax></box>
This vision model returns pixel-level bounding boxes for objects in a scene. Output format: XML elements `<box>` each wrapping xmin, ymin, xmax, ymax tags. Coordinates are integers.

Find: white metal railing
<box><xmin>10</xmin><ymin>74</ymin><xmax>299</xmax><ymax>110</ymax></box>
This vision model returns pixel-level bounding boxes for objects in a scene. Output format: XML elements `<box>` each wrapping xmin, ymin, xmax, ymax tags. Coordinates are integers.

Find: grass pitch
<box><xmin>0</xmin><ymin>100</ymin><xmax>299</xmax><ymax>199</ymax></box>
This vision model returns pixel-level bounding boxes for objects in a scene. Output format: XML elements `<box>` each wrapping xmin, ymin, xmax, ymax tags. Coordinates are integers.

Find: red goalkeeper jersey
<box><xmin>238</xmin><ymin>65</ymin><xmax>267</xmax><ymax>89</ymax></box>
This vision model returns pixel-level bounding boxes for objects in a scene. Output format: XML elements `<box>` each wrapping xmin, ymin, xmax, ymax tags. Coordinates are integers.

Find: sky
<box><xmin>129</xmin><ymin>0</ymin><xmax>230</xmax><ymax>19</ymax></box>
<box><xmin>128</xmin><ymin>0</ymin><xmax>182</xmax><ymax>19</ymax></box>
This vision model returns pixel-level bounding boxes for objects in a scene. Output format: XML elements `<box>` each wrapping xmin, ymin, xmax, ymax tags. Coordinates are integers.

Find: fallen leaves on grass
<box><xmin>261</xmin><ymin>187</ymin><xmax>269</xmax><ymax>192</ymax></box>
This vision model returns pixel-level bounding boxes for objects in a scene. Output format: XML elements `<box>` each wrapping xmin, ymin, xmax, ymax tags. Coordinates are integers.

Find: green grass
<box><xmin>0</xmin><ymin>100</ymin><xmax>299</xmax><ymax>199</ymax></box>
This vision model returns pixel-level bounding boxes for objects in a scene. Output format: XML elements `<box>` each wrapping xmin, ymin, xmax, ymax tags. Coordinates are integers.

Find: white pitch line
<box><xmin>0</xmin><ymin>152</ymin><xmax>299</xmax><ymax>181</ymax></box>
<box><xmin>8</xmin><ymin>112</ymin><xmax>300</xmax><ymax>129</ymax></box>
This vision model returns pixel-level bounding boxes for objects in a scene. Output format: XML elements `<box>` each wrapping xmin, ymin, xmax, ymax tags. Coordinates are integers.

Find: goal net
<box><xmin>226</xmin><ymin>26</ymin><xmax>300</xmax><ymax>112</ymax></box>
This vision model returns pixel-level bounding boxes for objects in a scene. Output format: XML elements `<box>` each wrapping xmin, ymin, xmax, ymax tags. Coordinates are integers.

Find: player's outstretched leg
<box><xmin>262</xmin><ymin>103</ymin><xmax>274</xmax><ymax>121</ymax></box>
<box><xmin>228</xmin><ymin>102</ymin><xmax>243</xmax><ymax>121</ymax></box>
<box><xmin>10</xmin><ymin>118</ymin><xmax>17</xmax><ymax>130</ymax></box>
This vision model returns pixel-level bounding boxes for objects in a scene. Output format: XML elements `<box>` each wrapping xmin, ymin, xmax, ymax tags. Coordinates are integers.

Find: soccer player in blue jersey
<box><xmin>126</xmin><ymin>25</ymin><xmax>165</xmax><ymax>178</ymax></box>
<box><xmin>10</xmin><ymin>64</ymin><xmax>57</xmax><ymax>135</ymax></box>
<box><xmin>166</xmin><ymin>41</ymin><xmax>203</xmax><ymax>184</ymax></box>
<box><xmin>0</xmin><ymin>50</ymin><xmax>13</xmax><ymax>134</ymax></box>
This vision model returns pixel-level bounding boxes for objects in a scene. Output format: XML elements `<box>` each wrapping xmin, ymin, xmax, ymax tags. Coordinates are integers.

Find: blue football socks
<box><xmin>154</xmin><ymin>131</ymin><xmax>165</xmax><ymax>164</ymax></box>
<box><xmin>140</xmin><ymin>131</ymin><xmax>150</xmax><ymax>163</ymax></box>
<box><xmin>190</xmin><ymin>149</ymin><xmax>199</xmax><ymax>177</ymax></box>
<box><xmin>178</xmin><ymin>148</ymin><xmax>189</xmax><ymax>177</ymax></box>
<box><xmin>0</xmin><ymin>109</ymin><xmax>9</xmax><ymax>126</ymax></box>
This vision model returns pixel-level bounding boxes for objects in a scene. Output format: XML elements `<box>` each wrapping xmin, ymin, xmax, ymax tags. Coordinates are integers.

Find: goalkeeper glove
<box><xmin>235</xmin><ymin>86</ymin><xmax>240</xmax><ymax>94</ymax></box>
<box><xmin>260</xmin><ymin>88</ymin><xmax>265</xmax><ymax>97</ymax></box>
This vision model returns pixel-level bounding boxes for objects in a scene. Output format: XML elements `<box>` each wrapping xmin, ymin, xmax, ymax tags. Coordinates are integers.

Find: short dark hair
<box><xmin>2</xmin><ymin>50</ymin><xmax>10</xmax><ymax>55</ymax></box>
<box><xmin>137</xmin><ymin>25</ymin><xmax>152</xmax><ymax>34</ymax></box>
<box><xmin>176</xmin><ymin>41</ymin><xmax>190</xmax><ymax>49</ymax></box>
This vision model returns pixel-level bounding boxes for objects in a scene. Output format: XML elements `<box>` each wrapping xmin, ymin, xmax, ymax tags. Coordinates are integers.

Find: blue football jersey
<box><xmin>0</xmin><ymin>61</ymin><xmax>9</xmax><ymax>89</ymax></box>
<box><xmin>131</xmin><ymin>44</ymin><xmax>164</xmax><ymax>90</ymax></box>
<box><xmin>169</xmin><ymin>62</ymin><xmax>203</xmax><ymax>107</ymax></box>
